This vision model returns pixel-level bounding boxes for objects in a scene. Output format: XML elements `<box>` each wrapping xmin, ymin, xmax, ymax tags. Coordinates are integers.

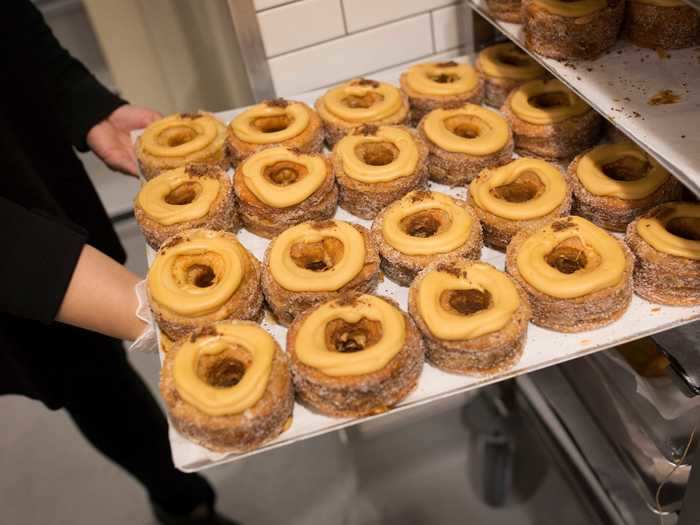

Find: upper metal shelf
<box><xmin>466</xmin><ymin>0</ymin><xmax>700</xmax><ymax>197</ymax></box>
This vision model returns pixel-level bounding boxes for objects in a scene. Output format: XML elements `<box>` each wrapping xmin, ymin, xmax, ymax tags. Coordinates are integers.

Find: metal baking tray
<box><xmin>138</xmin><ymin>61</ymin><xmax>700</xmax><ymax>472</ymax></box>
<box><xmin>466</xmin><ymin>0</ymin><xmax>700</xmax><ymax>197</ymax></box>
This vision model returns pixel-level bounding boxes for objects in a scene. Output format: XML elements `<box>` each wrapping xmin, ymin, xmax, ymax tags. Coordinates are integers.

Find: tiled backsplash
<box><xmin>255</xmin><ymin>0</ymin><xmax>472</xmax><ymax>95</ymax></box>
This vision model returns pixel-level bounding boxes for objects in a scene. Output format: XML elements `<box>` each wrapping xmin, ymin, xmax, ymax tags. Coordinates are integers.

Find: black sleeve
<box><xmin>5</xmin><ymin>0</ymin><xmax>127</xmax><ymax>151</ymax></box>
<box><xmin>0</xmin><ymin>197</ymin><xmax>87</xmax><ymax>323</ymax></box>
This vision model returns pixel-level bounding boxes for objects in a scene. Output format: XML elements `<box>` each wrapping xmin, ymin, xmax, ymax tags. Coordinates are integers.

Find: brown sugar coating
<box><xmin>226</xmin><ymin>100</ymin><xmax>324</xmax><ymax>167</ymax></box>
<box><xmin>262</xmin><ymin>223</ymin><xmax>381</xmax><ymax>326</ymax></box>
<box><xmin>332</xmin><ymin>126</ymin><xmax>430</xmax><ymax>219</ymax></box>
<box><xmin>522</xmin><ymin>0</ymin><xmax>625</xmax><ymax>60</ymax></box>
<box><xmin>501</xmin><ymin>91</ymin><xmax>602</xmax><ymax>161</ymax></box>
<box><xmin>135</xmin><ymin>164</ymin><xmax>239</xmax><ymax>250</ymax></box>
<box><xmin>506</xmin><ymin>223</ymin><xmax>634</xmax><ymax>332</ymax></box>
<box><xmin>148</xmin><ymin>230</ymin><xmax>264</xmax><ymax>341</ymax></box>
<box><xmin>233</xmin><ymin>151</ymin><xmax>338</xmax><ymax>238</ymax></box>
<box><xmin>372</xmin><ymin>195</ymin><xmax>483</xmax><ymax>286</ymax></box>
<box><xmin>160</xmin><ymin>321</ymin><xmax>294</xmax><ymax>453</ymax></box>
<box><xmin>625</xmin><ymin>205</ymin><xmax>700</xmax><ymax>306</ymax></box>
<box><xmin>408</xmin><ymin>259</ymin><xmax>531</xmax><ymax>375</ymax></box>
<box><xmin>568</xmin><ymin>151</ymin><xmax>684</xmax><ymax>232</ymax></box>
<box><xmin>287</xmin><ymin>295</ymin><xmax>425</xmax><ymax>417</ymax></box>
<box><xmin>624</xmin><ymin>1</ymin><xmax>700</xmax><ymax>50</ymax></box>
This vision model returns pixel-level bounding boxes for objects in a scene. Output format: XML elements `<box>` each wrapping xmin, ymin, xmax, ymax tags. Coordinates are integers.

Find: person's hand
<box><xmin>87</xmin><ymin>105</ymin><xmax>161</xmax><ymax>177</ymax></box>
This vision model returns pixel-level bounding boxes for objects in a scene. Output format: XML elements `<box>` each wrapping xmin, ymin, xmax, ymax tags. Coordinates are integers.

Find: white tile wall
<box><xmin>253</xmin><ymin>0</ymin><xmax>473</xmax><ymax>95</ymax></box>
<box><xmin>268</xmin><ymin>14</ymin><xmax>433</xmax><ymax>95</ymax></box>
<box><xmin>342</xmin><ymin>0</ymin><xmax>458</xmax><ymax>33</ymax></box>
<box><xmin>253</xmin><ymin>0</ymin><xmax>295</xmax><ymax>10</ymax></box>
<box><xmin>259</xmin><ymin>0</ymin><xmax>345</xmax><ymax>57</ymax></box>
<box><xmin>432</xmin><ymin>3</ymin><xmax>470</xmax><ymax>52</ymax></box>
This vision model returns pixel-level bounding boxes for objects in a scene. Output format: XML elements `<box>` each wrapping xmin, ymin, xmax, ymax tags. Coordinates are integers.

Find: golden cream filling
<box><xmin>477</xmin><ymin>43</ymin><xmax>545</xmax><ymax>81</ymax></box>
<box><xmin>510</xmin><ymin>80</ymin><xmax>589</xmax><ymax>125</ymax></box>
<box><xmin>417</xmin><ymin>263</ymin><xmax>520</xmax><ymax>340</ymax></box>
<box><xmin>637</xmin><ymin>203</ymin><xmax>700</xmax><ymax>260</ymax></box>
<box><xmin>142</xmin><ymin>114</ymin><xmax>222</xmax><ymax>158</ymax></box>
<box><xmin>516</xmin><ymin>216</ymin><xmax>626</xmax><ymax>298</ymax></box>
<box><xmin>230</xmin><ymin>102</ymin><xmax>310</xmax><ymax>144</ymax></box>
<box><xmin>470</xmin><ymin>158</ymin><xmax>567</xmax><ymax>220</ymax></box>
<box><xmin>404</xmin><ymin>62</ymin><xmax>479</xmax><ymax>96</ymax></box>
<box><xmin>241</xmin><ymin>147</ymin><xmax>327</xmax><ymax>208</ymax></box>
<box><xmin>382</xmin><ymin>192</ymin><xmax>473</xmax><ymax>256</ymax></box>
<box><xmin>533</xmin><ymin>0</ymin><xmax>606</xmax><ymax>17</ymax></box>
<box><xmin>423</xmin><ymin>105</ymin><xmax>510</xmax><ymax>155</ymax></box>
<box><xmin>173</xmin><ymin>322</ymin><xmax>275</xmax><ymax>416</ymax></box>
<box><xmin>269</xmin><ymin>221</ymin><xmax>366</xmax><ymax>292</ymax></box>
<box><xmin>137</xmin><ymin>167</ymin><xmax>221</xmax><ymax>225</ymax></box>
<box><xmin>576</xmin><ymin>144</ymin><xmax>669</xmax><ymax>200</ymax></box>
<box><xmin>295</xmin><ymin>295</ymin><xmax>406</xmax><ymax>377</ymax></box>
<box><xmin>634</xmin><ymin>0</ymin><xmax>685</xmax><ymax>6</ymax></box>
<box><xmin>148</xmin><ymin>232</ymin><xmax>246</xmax><ymax>316</ymax></box>
<box><xmin>336</xmin><ymin>127</ymin><xmax>418</xmax><ymax>183</ymax></box>
<box><xmin>321</xmin><ymin>81</ymin><xmax>403</xmax><ymax>123</ymax></box>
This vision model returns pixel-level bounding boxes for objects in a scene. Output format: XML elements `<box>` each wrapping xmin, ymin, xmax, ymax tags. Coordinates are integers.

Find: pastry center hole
<box><xmin>492</xmin><ymin>171</ymin><xmax>545</xmax><ymax>203</ymax></box>
<box><xmin>164</xmin><ymin>181</ymin><xmax>201</xmax><ymax>205</ymax></box>
<box><xmin>442</xmin><ymin>289</ymin><xmax>492</xmax><ymax>316</ymax></box>
<box><xmin>529</xmin><ymin>92</ymin><xmax>569</xmax><ymax>109</ymax></box>
<box><xmin>355</xmin><ymin>141</ymin><xmax>398</xmax><ymax>166</ymax></box>
<box><xmin>264</xmin><ymin>161</ymin><xmax>305</xmax><ymax>186</ymax></box>
<box><xmin>601</xmin><ymin>156</ymin><xmax>649</xmax><ymax>181</ymax></box>
<box><xmin>197</xmin><ymin>348</ymin><xmax>250</xmax><ymax>388</ymax></box>
<box><xmin>187</xmin><ymin>264</ymin><xmax>216</xmax><ymax>288</ymax></box>
<box><xmin>325</xmin><ymin>318</ymin><xmax>383</xmax><ymax>353</ymax></box>
<box><xmin>400</xmin><ymin>209</ymin><xmax>450</xmax><ymax>238</ymax></box>
<box><xmin>253</xmin><ymin>115</ymin><xmax>291</xmax><ymax>133</ymax></box>
<box><xmin>545</xmin><ymin>239</ymin><xmax>589</xmax><ymax>274</ymax></box>
<box><xmin>290</xmin><ymin>238</ymin><xmax>344</xmax><ymax>272</ymax></box>
<box><xmin>342</xmin><ymin>92</ymin><xmax>382</xmax><ymax>109</ymax></box>
<box><xmin>429</xmin><ymin>73</ymin><xmax>459</xmax><ymax>83</ymax></box>
<box><xmin>445</xmin><ymin>115</ymin><xmax>483</xmax><ymax>139</ymax></box>
<box><xmin>498</xmin><ymin>50</ymin><xmax>531</xmax><ymax>67</ymax></box>
<box><xmin>158</xmin><ymin>126</ymin><xmax>197</xmax><ymax>147</ymax></box>
<box><xmin>666</xmin><ymin>217</ymin><xmax>700</xmax><ymax>241</ymax></box>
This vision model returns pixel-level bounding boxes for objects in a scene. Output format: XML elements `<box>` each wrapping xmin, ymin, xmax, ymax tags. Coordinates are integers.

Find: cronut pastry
<box><xmin>506</xmin><ymin>216</ymin><xmax>633</xmax><ymax>332</ymax></box>
<box><xmin>147</xmin><ymin>229</ymin><xmax>263</xmax><ymax>341</ymax></box>
<box><xmin>261</xmin><ymin>220</ymin><xmax>381</xmax><ymax>326</ymax></box>
<box><xmin>135</xmin><ymin>164</ymin><xmax>238</xmax><ymax>250</ymax></box>
<box><xmin>371</xmin><ymin>190</ymin><xmax>483</xmax><ymax>286</ymax></box>
<box><xmin>136</xmin><ymin>111</ymin><xmax>228</xmax><ymax>180</ymax></box>
<box><xmin>160</xmin><ymin>321</ymin><xmax>294</xmax><ymax>453</ymax></box>
<box><xmin>234</xmin><ymin>146</ymin><xmax>337</xmax><ymax>238</ymax></box>
<box><xmin>287</xmin><ymin>294</ymin><xmax>425</xmax><ymax>417</ymax></box>
<box><xmin>226</xmin><ymin>98</ymin><xmax>324</xmax><ymax>166</ymax></box>
<box><xmin>409</xmin><ymin>258</ymin><xmax>531</xmax><ymax>375</ymax></box>
<box><xmin>332</xmin><ymin>125</ymin><xmax>428</xmax><ymax>219</ymax></box>
<box><xmin>625</xmin><ymin>202</ymin><xmax>700</xmax><ymax>306</ymax></box>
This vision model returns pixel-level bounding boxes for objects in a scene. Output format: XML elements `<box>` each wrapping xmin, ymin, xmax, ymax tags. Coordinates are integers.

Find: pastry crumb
<box><xmin>648</xmin><ymin>90</ymin><xmax>680</xmax><ymax>106</ymax></box>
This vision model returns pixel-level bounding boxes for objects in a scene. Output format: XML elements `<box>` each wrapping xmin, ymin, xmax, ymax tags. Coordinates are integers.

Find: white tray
<box><xmin>141</xmin><ymin>61</ymin><xmax>700</xmax><ymax>472</ymax></box>
<box><xmin>466</xmin><ymin>0</ymin><xmax>700</xmax><ymax>197</ymax></box>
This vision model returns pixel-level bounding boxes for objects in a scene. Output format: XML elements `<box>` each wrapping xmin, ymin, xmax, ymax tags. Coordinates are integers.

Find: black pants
<box><xmin>1</xmin><ymin>322</ymin><xmax>214</xmax><ymax>516</ymax></box>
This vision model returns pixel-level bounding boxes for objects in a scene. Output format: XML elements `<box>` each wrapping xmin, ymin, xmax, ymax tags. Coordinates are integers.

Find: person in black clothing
<box><xmin>1</xmin><ymin>2</ymin><xmax>238</xmax><ymax>524</ymax></box>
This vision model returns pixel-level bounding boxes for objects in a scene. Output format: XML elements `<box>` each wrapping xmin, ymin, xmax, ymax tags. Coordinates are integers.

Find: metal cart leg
<box><xmin>678</xmin><ymin>451</ymin><xmax>700</xmax><ymax>525</ymax></box>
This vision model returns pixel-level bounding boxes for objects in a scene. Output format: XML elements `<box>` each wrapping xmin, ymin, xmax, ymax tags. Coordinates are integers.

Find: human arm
<box><xmin>56</xmin><ymin>244</ymin><xmax>145</xmax><ymax>341</ymax></box>
<box><xmin>87</xmin><ymin>104</ymin><xmax>161</xmax><ymax>176</ymax></box>
<box><xmin>6</xmin><ymin>0</ymin><xmax>128</xmax><ymax>152</ymax></box>
<box><xmin>0</xmin><ymin>197</ymin><xmax>145</xmax><ymax>341</ymax></box>
<box><xmin>6</xmin><ymin>2</ymin><xmax>162</xmax><ymax>175</ymax></box>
